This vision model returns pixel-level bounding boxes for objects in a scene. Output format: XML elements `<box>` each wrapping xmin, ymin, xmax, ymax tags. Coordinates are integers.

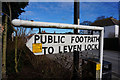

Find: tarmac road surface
<box><xmin>103</xmin><ymin>50</ymin><xmax>120</xmax><ymax>80</ymax></box>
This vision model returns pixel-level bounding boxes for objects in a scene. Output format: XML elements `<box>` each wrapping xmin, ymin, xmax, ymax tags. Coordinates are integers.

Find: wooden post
<box><xmin>72</xmin><ymin>51</ymin><xmax>79</xmax><ymax>80</ymax></box>
<box><xmin>2</xmin><ymin>15</ymin><xmax>7</xmax><ymax>79</ymax></box>
<box><xmin>72</xmin><ymin>0</ymin><xmax>80</xmax><ymax>80</ymax></box>
<box><xmin>74</xmin><ymin>0</ymin><xmax>79</xmax><ymax>33</ymax></box>
<box><xmin>15</xmin><ymin>32</ymin><xmax>18</xmax><ymax>73</ymax></box>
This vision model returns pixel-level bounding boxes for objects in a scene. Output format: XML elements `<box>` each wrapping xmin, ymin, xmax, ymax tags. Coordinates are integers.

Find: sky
<box><xmin>28</xmin><ymin>0</ymin><xmax>120</xmax><ymax>2</ymax></box>
<box><xmin>18</xmin><ymin>2</ymin><xmax>119</xmax><ymax>33</ymax></box>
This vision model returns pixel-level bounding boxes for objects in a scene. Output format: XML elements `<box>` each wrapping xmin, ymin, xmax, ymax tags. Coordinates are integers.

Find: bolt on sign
<box><xmin>26</xmin><ymin>34</ymin><xmax>99</xmax><ymax>55</ymax></box>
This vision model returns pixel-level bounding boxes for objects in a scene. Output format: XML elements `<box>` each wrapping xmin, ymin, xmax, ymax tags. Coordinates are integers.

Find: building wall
<box><xmin>104</xmin><ymin>25</ymin><xmax>115</xmax><ymax>38</ymax></box>
<box><xmin>115</xmin><ymin>25</ymin><xmax>119</xmax><ymax>38</ymax></box>
<box><xmin>80</xmin><ymin>25</ymin><xmax>119</xmax><ymax>38</ymax></box>
<box><xmin>104</xmin><ymin>25</ymin><xmax>119</xmax><ymax>38</ymax></box>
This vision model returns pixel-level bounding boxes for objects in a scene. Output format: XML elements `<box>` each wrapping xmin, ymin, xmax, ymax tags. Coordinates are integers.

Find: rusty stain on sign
<box><xmin>96</xmin><ymin>63</ymin><xmax>101</xmax><ymax>70</ymax></box>
<box><xmin>32</xmin><ymin>43</ymin><xmax>42</xmax><ymax>53</ymax></box>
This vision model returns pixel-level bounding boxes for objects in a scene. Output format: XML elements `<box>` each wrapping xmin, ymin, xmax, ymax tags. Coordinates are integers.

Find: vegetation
<box><xmin>80</xmin><ymin>21</ymin><xmax>92</xmax><ymax>26</ymax></box>
<box><xmin>6</xmin><ymin>28</ymin><xmax>73</xmax><ymax>79</ymax></box>
<box><xmin>2</xmin><ymin>2</ymin><xmax>29</xmax><ymax>39</ymax></box>
<box><xmin>2</xmin><ymin>2</ymin><xmax>29</xmax><ymax>79</ymax></box>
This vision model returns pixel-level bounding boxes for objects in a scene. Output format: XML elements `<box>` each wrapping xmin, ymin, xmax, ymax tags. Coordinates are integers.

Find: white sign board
<box><xmin>12</xmin><ymin>19</ymin><xmax>103</xmax><ymax>78</ymax></box>
<box><xmin>26</xmin><ymin>34</ymin><xmax>99</xmax><ymax>55</ymax></box>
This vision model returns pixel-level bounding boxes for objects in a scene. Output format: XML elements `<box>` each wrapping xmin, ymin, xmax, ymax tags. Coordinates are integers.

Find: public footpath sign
<box><xmin>26</xmin><ymin>34</ymin><xmax>99</xmax><ymax>55</ymax></box>
<box><xmin>12</xmin><ymin>19</ymin><xmax>104</xmax><ymax>79</ymax></box>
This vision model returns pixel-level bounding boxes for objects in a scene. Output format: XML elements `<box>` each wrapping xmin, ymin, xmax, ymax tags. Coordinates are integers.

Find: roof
<box><xmin>90</xmin><ymin>17</ymin><xmax>119</xmax><ymax>27</ymax></box>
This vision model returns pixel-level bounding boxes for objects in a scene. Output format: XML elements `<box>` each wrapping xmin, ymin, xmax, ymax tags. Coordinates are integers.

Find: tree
<box><xmin>2</xmin><ymin>2</ymin><xmax>29</xmax><ymax>39</ymax></box>
<box><xmin>96</xmin><ymin>16</ymin><xmax>105</xmax><ymax>21</ymax></box>
<box><xmin>80</xmin><ymin>21</ymin><xmax>92</xmax><ymax>26</ymax></box>
<box><xmin>2</xmin><ymin>15</ymin><xmax>7</xmax><ymax>79</ymax></box>
<box><xmin>2</xmin><ymin>2</ymin><xmax>28</xmax><ymax>79</ymax></box>
<box><xmin>80</xmin><ymin>21</ymin><xmax>92</xmax><ymax>34</ymax></box>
